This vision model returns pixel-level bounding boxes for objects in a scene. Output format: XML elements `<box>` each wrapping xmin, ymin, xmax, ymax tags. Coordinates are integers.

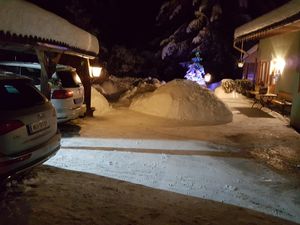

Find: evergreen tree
<box><xmin>156</xmin><ymin>0</ymin><xmax>234</xmax><ymax>80</ymax></box>
<box><xmin>184</xmin><ymin>51</ymin><xmax>206</xmax><ymax>86</ymax></box>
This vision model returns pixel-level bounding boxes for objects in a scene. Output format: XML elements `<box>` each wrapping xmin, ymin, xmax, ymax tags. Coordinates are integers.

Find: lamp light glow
<box><xmin>90</xmin><ymin>66</ymin><xmax>102</xmax><ymax>78</ymax></box>
<box><xmin>237</xmin><ymin>61</ymin><xmax>244</xmax><ymax>68</ymax></box>
<box><xmin>204</xmin><ymin>73</ymin><xmax>212</xmax><ymax>82</ymax></box>
<box><xmin>270</xmin><ymin>57</ymin><xmax>286</xmax><ymax>75</ymax></box>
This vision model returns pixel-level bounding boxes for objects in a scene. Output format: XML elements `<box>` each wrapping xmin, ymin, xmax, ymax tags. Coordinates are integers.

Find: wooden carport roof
<box><xmin>0</xmin><ymin>0</ymin><xmax>99</xmax><ymax>58</ymax></box>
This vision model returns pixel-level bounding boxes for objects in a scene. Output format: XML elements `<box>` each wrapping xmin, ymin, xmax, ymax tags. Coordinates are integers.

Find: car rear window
<box><xmin>20</xmin><ymin>67</ymin><xmax>41</xmax><ymax>85</ymax></box>
<box><xmin>0</xmin><ymin>65</ymin><xmax>20</xmax><ymax>74</ymax></box>
<box><xmin>55</xmin><ymin>70</ymin><xmax>81</xmax><ymax>88</ymax></box>
<box><xmin>0</xmin><ymin>80</ymin><xmax>46</xmax><ymax>110</ymax></box>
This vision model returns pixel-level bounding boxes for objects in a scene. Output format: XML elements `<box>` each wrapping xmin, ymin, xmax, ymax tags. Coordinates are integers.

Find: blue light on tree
<box><xmin>184</xmin><ymin>51</ymin><xmax>206</xmax><ymax>86</ymax></box>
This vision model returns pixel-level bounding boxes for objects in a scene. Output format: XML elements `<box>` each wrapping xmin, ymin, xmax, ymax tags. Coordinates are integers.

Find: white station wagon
<box><xmin>0</xmin><ymin>62</ymin><xmax>86</xmax><ymax>123</ymax></box>
<box><xmin>0</xmin><ymin>73</ymin><xmax>60</xmax><ymax>180</ymax></box>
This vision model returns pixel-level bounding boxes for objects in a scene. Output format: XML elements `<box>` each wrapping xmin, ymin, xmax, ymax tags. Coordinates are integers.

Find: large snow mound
<box><xmin>130</xmin><ymin>79</ymin><xmax>233</xmax><ymax>124</ymax></box>
<box><xmin>91</xmin><ymin>87</ymin><xmax>111</xmax><ymax>116</ymax></box>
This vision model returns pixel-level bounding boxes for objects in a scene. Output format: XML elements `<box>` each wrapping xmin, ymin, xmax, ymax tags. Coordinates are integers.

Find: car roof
<box><xmin>0</xmin><ymin>71</ymin><xmax>31</xmax><ymax>81</ymax></box>
<box><xmin>0</xmin><ymin>61</ymin><xmax>75</xmax><ymax>71</ymax></box>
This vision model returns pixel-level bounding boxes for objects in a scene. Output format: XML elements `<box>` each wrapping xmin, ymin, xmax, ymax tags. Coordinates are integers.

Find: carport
<box><xmin>0</xmin><ymin>0</ymin><xmax>99</xmax><ymax>115</ymax></box>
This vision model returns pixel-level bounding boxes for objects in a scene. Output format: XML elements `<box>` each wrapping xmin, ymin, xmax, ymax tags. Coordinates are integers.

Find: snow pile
<box><xmin>91</xmin><ymin>87</ymin><xmax>111</xmax><ymax>116</ymax></box>
<box><xmin>94</xmin><ymin>75</ymin><xmax>164</xmax><ymax>105</ymax></box>
<box><xmin>118</xmin><ymin>78</ymin><xmax>163</xmax><ymax>105</ymax></box>
<box><xmin>93</xmin><ymin>80</ymin><xmax>119</xmax><ymax>96</ymax></box>
<box><xmin>214</xmin><ymin>86</ymin><xmax>245</xmax><ymax>99</ymax></box>
<box><xmin>130</xmin><ymin>79</ymin><xmax>233</xmax><ymax>124</ymax></box>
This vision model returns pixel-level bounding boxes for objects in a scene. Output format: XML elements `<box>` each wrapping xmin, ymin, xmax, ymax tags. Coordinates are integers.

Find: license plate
<box><xmin>74</xmin><ymin>97</ymin><xmax>83</xmax><ymax>104</ymax></box>
<box><xmin>28</xmin><ymin>120</ymin><xmax>49</xmax><ymax>134</ymax></box>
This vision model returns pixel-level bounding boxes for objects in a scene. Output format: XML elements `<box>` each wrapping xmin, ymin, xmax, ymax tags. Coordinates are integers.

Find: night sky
<box><xmin>29</xmin><ymin>0</ymin><xmax>164</xmax><ymax>49</ymax></box>
<box><xmin>29</xmin><ymin>0</ymin><xmax>290</xmax><ymax>49</ymax></box>
<box><xmin>29</xmin><ymin>0</ymin><xmax>291</xmax><ymax>52</ymax></box>
<box><xmin>27</xmin><ymin>0</ymin><xmax>290</xmax><ymax>79</ymax></box>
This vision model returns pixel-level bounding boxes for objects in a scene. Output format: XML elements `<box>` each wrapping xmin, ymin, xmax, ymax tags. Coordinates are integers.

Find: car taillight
<box><xmin>52</xmin><ymin>90</ymin><xmax>73</xmax><ymax>99</ymax></box>
<box><xmin>0</xmin><ymin>120</ymin><xmax>24</xmax><ymax>135</ymax></box>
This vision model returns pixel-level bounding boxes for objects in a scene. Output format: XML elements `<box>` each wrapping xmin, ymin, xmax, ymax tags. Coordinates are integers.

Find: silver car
<box><xmin>0</xmin><ymin>72</ymin><xmax>60</xmax><ymax>181</ymax></box>
<box><xmin>0</xmin><ymin>62</ymin><xmax>86</xmax><ymax>123</ymax></box>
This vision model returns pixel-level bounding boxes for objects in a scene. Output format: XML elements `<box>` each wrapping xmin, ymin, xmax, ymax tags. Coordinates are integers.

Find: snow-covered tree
<box><xmin>155</xmin><ymin>0</ymin><xmax>289</xmax><ymax>80</ymax></box>
<box><xmin>184</xmin><ymin>51</ymin><xmax>206</xmax><ymax>86</ymax></box>
<box><xmin>156</xmin><ymin>0</ymin><xmax>235</xmax><ymax>80</ymax></box>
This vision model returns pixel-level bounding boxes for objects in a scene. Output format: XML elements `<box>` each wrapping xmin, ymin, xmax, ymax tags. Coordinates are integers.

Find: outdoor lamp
<box><xmin>272</xmin><ymin>57</ymin><xmax>286</xmax><ymax>75</ymax></box>
<box><xmin>204</xmin><ymin>73</ymin><xmax>212</xmax><ymax>82</ymax></box>
<box><xmin>237</xmin><ymin>60</ymin><xmax>244</xmax><ymax>68</ymax></box>
<box><xmin>90</xmin><ymin>66</ymin><xmax>102</xmax><ymax>78</ymax></box>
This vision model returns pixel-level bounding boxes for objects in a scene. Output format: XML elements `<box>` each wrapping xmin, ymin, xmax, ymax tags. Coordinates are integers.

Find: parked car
<box><xmin>0</xmin><ymin>62</ymin><xmax>86</xmax><ymax>123</ymax></box>
<box><xmin>0</xmin><ymin>72</ymin><xmax>60</xmax><ymax>181</ymax></box>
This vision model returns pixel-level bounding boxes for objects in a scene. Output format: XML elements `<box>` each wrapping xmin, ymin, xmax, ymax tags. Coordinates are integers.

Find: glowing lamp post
<box><xmin>271</xmin><ymin>57</ymin><xmax>285</xmax><ymax>75</ymax></box>
<box><xmin>204</xmin><ymin>73</ymin><xmax>212</xmax><ymax>83</ymax></box>
<box><xmin>90</xmin><ymin>66</ymin><xmax>102</xmax><ymax>78</ymax></box>
<box><xmin>270</xmin><ymin>57</ymin><xmax>286</xmax><ymax>82</ymax></box>
<box><xmin>237</xmin><ymin>61</ymin><xmax>244</xmax><ymax>68</ymax></box>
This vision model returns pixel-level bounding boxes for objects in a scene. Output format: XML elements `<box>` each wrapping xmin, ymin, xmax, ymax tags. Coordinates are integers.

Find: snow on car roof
<box><xmin>0</xmin><ymin>0</ymin><xmax>99</xmax><ymax>56</ymax></box>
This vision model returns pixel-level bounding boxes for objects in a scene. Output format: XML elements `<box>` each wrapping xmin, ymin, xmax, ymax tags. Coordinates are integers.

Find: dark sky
<box><xmin>29</xmin><ymin>0</ymin><xmax>289</xmax><ymax>50</ymax></box>
<box><xmin>29</xmin><ymin>0</ymin><xmax>164</xmax><ymax>49</ymax></box>
<box><xmin>108</xmin><ymin>1</ymin><xmax>163</xmax><ymax>47</ymax></box>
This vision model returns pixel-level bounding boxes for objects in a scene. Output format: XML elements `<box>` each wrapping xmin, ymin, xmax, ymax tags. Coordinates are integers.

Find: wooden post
<box><xmin>35</xmin><ymin>49</ymin><xmax>61</xmax><ymax>99</ymax></box>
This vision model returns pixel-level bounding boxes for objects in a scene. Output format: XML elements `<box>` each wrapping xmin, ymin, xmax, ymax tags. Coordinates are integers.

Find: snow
<box><xmin>156</xmin><ymin>1</ymin><xmax>170</xmax><ymax>21</ymax></box>
<box><xmin>91</xmin><ymin>87</ymin><xmax>111</xmax><ymax>116</ymax></box>
<box><xmin>187</xmin><ymin>18</ymin><xmax>203</xmax><ymax>33</ymax></box>
<box><xmin>45</xmin><ymin>147</ymin><xmax>300</xmax><ymax>223</ymax></box>
<box><xmin>169</xmin><ymin>4</ymin><xmax>182</xmax><ymax>20</ymax></box>
<box><xmin>60</xmin><ymin>138</ymin><xmax>235</xmax><ymax>152</ymax></box>
<box><xmin>93</xmin><ymin>80</ymin><xmax>119</xmax><ymax>96</ymax></box>
<box><xmin>161</xmin><ymin>40</ymin><xmax>177</xmax><ymax>59</ymax></box>
<box><xmin>0</xmin><ymin>0</ymin><xmax>99</xmax><ymax>55</ymax></box>
<box><xmin>93</xmin><ymin>75</ymin><xmax>163</xmax><ymax>107</ymax></box>
<box><xmin>214</xmin><ymin>86</ymin><xmax>245</xmax><ymax>99</ymax></box>
<box><xmin>234</xmin><ymin>0</ymin><xmax>300</xmax><ymax>39</ymax></box>
<box><xmin>210</xmin><ymin>4</ymin><xmax>222</xmax><ymax>22</ymax></box>
<box><xmin>1</xmin><ymin>165</ymin><xmax>297</xmax><ymax>225</ymax></box>
<box><xmin>130</xmin><ymin>79</ymin><xmax>233</xmax><ymax>124</ymax></box>
<box><xmin>1</xmin><ymin>76</ymin><xmax>300</xmax><ymax>225</ymax></box>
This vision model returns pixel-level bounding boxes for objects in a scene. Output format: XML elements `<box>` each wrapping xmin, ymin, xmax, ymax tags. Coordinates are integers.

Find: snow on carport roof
<box><xmin>0</xmin><ymin>0</ymin><xmax>99</xmax><ymax>57</ymax></box>
<box><xmin>234</xmin><ymin>0</ymin><xmax>300</xmax><ymax>41</ymax></box>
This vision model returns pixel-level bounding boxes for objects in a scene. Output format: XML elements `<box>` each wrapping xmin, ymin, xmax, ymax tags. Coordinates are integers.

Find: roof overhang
<box><xmin>234</xmin><ymin>0</ymin><xmax>300</xmax><ymax>43</ymax></box>
<box><xmin>0</xmin><ymin>0</ymin><xmax>99</xmax><ymax>58</ymax></box>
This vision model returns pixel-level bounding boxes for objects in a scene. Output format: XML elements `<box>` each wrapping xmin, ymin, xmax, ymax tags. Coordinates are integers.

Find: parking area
<box><xmin>1</xmin><ymin>93</ymin><xmax>300</xmax><ymax>225</ymax></box>
<box><xmin>43</xmin><ymin>95</ymin><xmax>300</xmax><ymax>223</ymax></box>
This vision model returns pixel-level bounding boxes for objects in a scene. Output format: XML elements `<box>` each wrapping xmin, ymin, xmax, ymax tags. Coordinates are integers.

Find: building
<box><xmin>234</xmin><ymin>0</ymin><xmax>300</xmax><ymax>130</ymax></box>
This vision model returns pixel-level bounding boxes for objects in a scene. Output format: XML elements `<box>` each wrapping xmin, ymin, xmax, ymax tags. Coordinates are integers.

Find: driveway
<box><xmin>1</xmin><ymin>95</ymin><xmax>299</xmax><ymax>225</ymax></box>
<box><xmin>46</xmin><ymin>137</ymin><xmax>300</xmax><ymax>223</ymax></box>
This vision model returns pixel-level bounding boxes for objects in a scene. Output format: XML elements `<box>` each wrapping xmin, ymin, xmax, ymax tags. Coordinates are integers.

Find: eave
<box><xmin>234</xmin><ymin>0</ymin><xmax>300</xmax><ymax>43</ymax></box>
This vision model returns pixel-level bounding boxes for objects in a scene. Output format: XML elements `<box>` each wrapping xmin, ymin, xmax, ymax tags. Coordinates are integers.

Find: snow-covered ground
<box><xmin>1</xmin><ymin>165</ymin><xmax>298</xmax><ymax>225</ymax></box>
<box><xmin>1</xmin><ymin>78</ymin><xmax>300</xmax><ymax>225</ymax></box>
<box><xmin>46</xmin><ymin>142</ymin><xmax>300</xmax><ymax>223</ymax></box>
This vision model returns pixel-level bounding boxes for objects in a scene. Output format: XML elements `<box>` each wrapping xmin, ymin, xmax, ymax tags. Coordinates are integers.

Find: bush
<box><xmin>235</xmin><ymin>79</ymin><xmax>254</xmax><ymax>95</ymax></box>
<box><xmin>221</xmin><ymin>79</ymin><xmax>235</xmax><ymax>93</ymax></box>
